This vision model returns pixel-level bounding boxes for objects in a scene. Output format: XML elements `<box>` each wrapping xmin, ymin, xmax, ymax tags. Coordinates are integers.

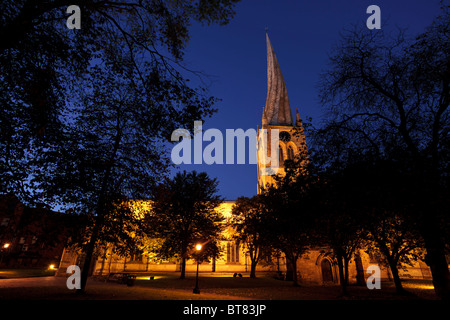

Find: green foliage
<box><xmin>0</xmin><ymin>0</ymin><xmax>240</xmax><ymax>290</ymax></box>
<box><xmin>316</xmin><ymin>8</ymin><xmax>450</xmax><ymax>297</ymax></box>
<box><xmin>231</xmin><ymin>195</ymin><xmax>271</xmax><ymax>276</ymax></box>
<box><xmin>148</xmin><ymin>171</ymin><xmax>224</xmax><ymax>269</ymax></box>
<box><xmin>0</xmin><ymin>0</ymin><xmax>240</xmax><ymax>205</ymax></box>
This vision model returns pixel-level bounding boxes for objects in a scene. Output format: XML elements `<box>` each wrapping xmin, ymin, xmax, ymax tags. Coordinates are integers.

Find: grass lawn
<box><xmin>130</xmin><ymin>272</ymin><xmax>438</xmax><ymax>300</ymax></box>
<box><xmin>0</xmin><ymin>268</ymin><xmax>56</xmax><ymax>278</ymax></box>
<box><xmin>0</xmin><ymin>275</ymin><xmax>441</xmax><ymax>319</ymax></box>
<box><xmin>0</xmin><ymin>271</ymin><xmax>439</xmax><ymax>300</ymax></box>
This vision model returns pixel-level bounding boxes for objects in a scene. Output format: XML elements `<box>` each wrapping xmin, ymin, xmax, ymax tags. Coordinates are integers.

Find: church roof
<box><xmin>263</xmin><ymin>33</ymin><xmax>293</xmax><ymax>126</ymax></box>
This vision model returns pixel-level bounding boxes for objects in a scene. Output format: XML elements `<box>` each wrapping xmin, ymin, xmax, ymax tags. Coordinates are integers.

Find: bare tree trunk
<box><xmin>291</xmin><ymin>256</ymin><xmax>300</xmax><ymax>287</ymax></box>
<box><xmin>180</xmin><ymin>257</ymin><xmax>186</xmax><ymax>279</ymax></box>
<box><xmin>343</xmin><ymin>257</ymin><xmax>349</xmax><ymax>287</ymax></box>
<box><xmin>249</xmin><ymin>247</ymin><xmax>259</xmax><ymax>278</ymax></box>
<box><xmin>99</xmin><ymin>246</ymin><xmax>107</xmax><ymax>276</ymax></box>
<box><xmin>354</xmin><ymin>253</ymin><xmax>366</xmax><ymax>286</ymax></box>
<box><xmin>336</xmin><ymin>253</ymin><xmax>348</xmax><ymax>296</ymax></box>
<box><xmin>78</xmin><ymin>211</ymin><xmax>103</xmax><ymax>293</ymax></box>
<box><xmin>77</xmin><ymin>129</ymin><xmax>121</xmax><ymax>293</ymax></box>
<box><xmin>250</xmin><ymin>260</ymin><xmax>257</xmax><ymax>278</ymax></box>
<box><xmin>107</xmin><ymin>247</ymin><xmax>113</xmax><ymax>280</ymax></box>
<box><xmin>422</xmin><ymin>221</ymin><xmax>450</xmax><ymax>300</ymax></box>
<box><xmin>386</xmin><ymin>256</ymin><xmax>405</xmax><ymax>294</ymax></box>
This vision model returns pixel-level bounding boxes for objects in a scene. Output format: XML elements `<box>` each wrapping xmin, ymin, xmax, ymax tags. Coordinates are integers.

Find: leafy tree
<box><xmin>311</xmin><ymin>132</ymin><xmax>429</xmax><ymax>295</ymax></box>
<box><xmin>303</xmin><ymin>153</ymin><xmax>365</xmax><ymax>295</ymax></box>
<box><xmin>365</xmin><ymin>212</ymin><xmax>425</xmax><ymax>294</ymax></box>
<box><xmin>312</xmin><ymin>122</ymin><xmax>429</xmax><ymax>295</ymax></box>
<box><xmin>149</xmin><ymin>170</ymin><xmax>224</xmax><ymax>279</ymax></box>
<box><xmin>47</xmin><ymin>67</ymin><xmax>215</xmax><ymax>291</ymax></box>
<box><xmin>262</xmin><ymin>157</ymin><xmax>316</xmax><ymax>286</ymax></box>
<box><xmin>317</xmin><ymin>206</ymin><xmax>364</xmax><ymax>295</ymax></box>
<box><xmin>352</xmin><ymin>158</ymin><xmax>428</xmax><ymax>295</ymax></box>
<box><xmin>0</xmin><ymin>0</ymin><xmax>238</xmax><ymax>202</ymax></box>
<box><xmin>317</xmin><ymin>8</ymin><xmax>450</xmax><ymax>299</ymax></box>
<box><xmin>231</xmin><ymin>195</ymin><xmax>270</xmax><ymax>278</ymax></box>
<box><xmin>1</xmin><ymin>0</ymin><xmax>240</xmax><ymax>292</ymax></box>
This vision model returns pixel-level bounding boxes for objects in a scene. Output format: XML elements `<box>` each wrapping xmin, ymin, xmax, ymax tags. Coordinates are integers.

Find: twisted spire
<box><xmin>264</xmin><ymin>34</ymin><xmax>293</xmax><ymax>126</ymax></box>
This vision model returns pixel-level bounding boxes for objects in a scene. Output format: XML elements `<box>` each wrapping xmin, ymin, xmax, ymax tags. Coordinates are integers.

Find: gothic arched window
<box><xmin>279</xmin><ymin>145</ymin><xmax>284</xmax><ymax>163</ymax></box>
<box><xmin>287</xmin><ymin>146</ymin><xmax>294</xmax><ymax>160</ymax></box>
<box><xmin>227</xmin><ymin>241</ymin><xmax>239</xmax><ymax>263</ymax></box>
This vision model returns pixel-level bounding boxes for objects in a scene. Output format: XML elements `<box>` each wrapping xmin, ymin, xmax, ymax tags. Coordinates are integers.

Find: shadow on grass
<box><xmin>0</xmin><ymin>268</ymin><xmax>56</xmax><ymax>279</ymax></box>
<box><xmin>131</xmin><ymin>274</ymin><xmax>437</xmax><ymax>300</ymax></box>
<box><xmin>0</xmin><ymin>272</ymin><xmax>438</xmax><ymax>300</ymax></box>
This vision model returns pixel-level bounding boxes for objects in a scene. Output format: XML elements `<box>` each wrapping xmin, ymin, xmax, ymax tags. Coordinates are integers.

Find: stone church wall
<box><xmin>57</xmin><ymin>242</ymin><xmax>432</xmax><ymax>286</ymax></box>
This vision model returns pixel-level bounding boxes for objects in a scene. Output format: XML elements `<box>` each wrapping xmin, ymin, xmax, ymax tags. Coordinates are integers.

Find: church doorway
<box><xmin>321</xmin><ymin>259</ymin><xmax>333</xmax><ymax>283</ymax></box>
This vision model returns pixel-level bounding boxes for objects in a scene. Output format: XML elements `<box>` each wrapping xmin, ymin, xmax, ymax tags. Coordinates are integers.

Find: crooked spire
<box><xmin>264</xmin><ymin>33</ymin><xmax>293</xmax><ymax>126</ymax></box>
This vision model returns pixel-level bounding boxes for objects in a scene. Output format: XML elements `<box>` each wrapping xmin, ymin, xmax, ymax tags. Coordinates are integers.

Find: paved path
<box><xmin>0</xmin><ymin>276</ymin><xmax>251</xmax><ymax>300</ymax></box>
<box><xmin>0</xmin><ymin>276</ymin><xmax>65</xmax><ymax>288</ymax></box>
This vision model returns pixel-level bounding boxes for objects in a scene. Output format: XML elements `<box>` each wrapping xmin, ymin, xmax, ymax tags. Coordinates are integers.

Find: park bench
<box><xmin>108</xmin><ymin>272</ymin><xmax>136</xmax><ymax>286</ymax></box>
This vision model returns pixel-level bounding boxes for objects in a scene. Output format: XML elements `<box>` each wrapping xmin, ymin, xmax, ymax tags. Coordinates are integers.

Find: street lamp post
<box><xmin>193</xmin><ymin>244</ymin><xmax>202</xmax><ymax>294</ymax></box>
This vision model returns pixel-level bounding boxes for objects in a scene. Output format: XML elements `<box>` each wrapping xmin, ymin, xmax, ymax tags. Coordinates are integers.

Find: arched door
<box><xmin>321</xmin><ymin>259</ymin><xmax>333</xmax><ymax>283</ymax></box>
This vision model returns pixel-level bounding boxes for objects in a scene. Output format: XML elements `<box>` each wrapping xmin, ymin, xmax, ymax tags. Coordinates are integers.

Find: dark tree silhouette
<box><xmin>318</xmin><ymin>8</ymin><xmax>450</xmax><ymax>299</ymax></box>
<box><xmin>262</xmin><ymin>156</ymin><xmax>317</xmax><ymax>287</ymax></box>
<box><xmin>149</xmin><ymin>170</ymin><xmax>224</xmax><ymax>279</ymax></box>
<box><xmin>0</xmin><ymin>0</ymin><xmax>240</xmax><ymax>293</ymax></box>
<box><xmin>0</xmin><ymin>0</ymin><xmax>239</xmax><ymax>202</ymax></box>
<box><xmin>231</xmin><ymin>195</ymin><xmax>270</xmax><ymax>278</ymax></box>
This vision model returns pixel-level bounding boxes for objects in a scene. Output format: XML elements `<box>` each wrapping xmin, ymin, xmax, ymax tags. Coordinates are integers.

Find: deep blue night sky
<box><xmin>170</xmin><ymin>0</ymin><xmax>444</xmax><ymax>200</ymax></box>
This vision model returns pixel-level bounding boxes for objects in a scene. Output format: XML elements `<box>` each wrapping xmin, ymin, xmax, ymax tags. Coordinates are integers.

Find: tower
<box><xmin>257</xmin><ymin>34</ymin><xmax>307</xmax><ymax>194</ymax></box>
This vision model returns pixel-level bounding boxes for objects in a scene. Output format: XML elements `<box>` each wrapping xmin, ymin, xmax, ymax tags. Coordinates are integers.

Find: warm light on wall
<box><xmin>196</xmin><ymin>244</ymin><xmax>202</xmax><ymax>251</ymax></box>
<box><xmin>2</xmin><ymin>243</ymin><xmax>10</xmax><ymax>249</ymax></box>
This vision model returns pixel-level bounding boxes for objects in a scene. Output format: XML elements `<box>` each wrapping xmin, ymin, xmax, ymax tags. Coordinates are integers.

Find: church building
<box><xmin>57</xmin><ymin>35</ymin><xmax>432</xmax><ymax>284</ymax></box>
